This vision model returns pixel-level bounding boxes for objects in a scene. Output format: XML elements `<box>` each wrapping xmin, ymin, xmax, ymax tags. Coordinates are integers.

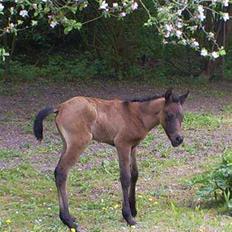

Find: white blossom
<box><xmin>165</xmin><ymin>24</ymin><xmax>173</xmax><ymax>32</ymax></box>
<box><xmin>162</xmin><ymin>39</ymin><xmax>168</xmax><ymax>44</ymax></box>
<box><xmin>113</xmin><ymin>3</ymin><xmax>118</xmax><ymax>8</ymax></box>
<box><xmin>19</xmin><ymin>10</ymin><xmax>28</xmax><ymax>17</ymax></box>
<box><xmin>7</xmin><ymin>23</ymin><xmax>15</xmax><ymax>32</ymax></box>
<box><xmin>32</xmin><ymin>4</ymin><xmax>37</xmax><ymax>9</ymax></box>
<box><xmin>164</xmin><ymin>31</ymin><xmax>170</xmax><ymax>38</ymax></box>
<box><xmin>177</xmin><ymin>9</ymin><xmax>182</xmax><ymax>16</ymax></box>
<box><xmin>200</xmin><ymin>48</ymin><xmax>208</xmax><ymax>56</ymax></box>
<box><xmin>10</xmin><ymin>7</ymin><xmax>14</xmax><ymax>15</ymax></box>
<box><xmin>181</xmin><ymin>39</ymin><xmax>187</xmax><ymax>45</ymax></box>
<box><xmin>208</xmin><ymin>32</ymin><xmax>214</xmax><ymax>39</ymax></box>
<box><xmin>99</xmin><ymin>1</ymin><xmax>108</xmax><ymax>10</ymax></box>
<box><xmin>197</xmin><ymin>5</ymin><xmax>204</xmax><ymax>14</ymax></box>
<box><xmin>176</xmin><ymin>21</ymin><xmax>183</xmax><ymax>28</ymax></box>
<box><xmin>191</xmin><ymin>40</ymin><xmax>199</xmax><ymax>48</ymax></box>
<box><xmin>50</xmin><ymin>20</ymin><xmax>58</xmax><ymax>28</ymax></box>
<box><xmin>198</xmin><ymin>13</ymin><xmax>206</xmax><ymax>21</ymax></box>
<box><xmin>0</xmin><ymin>3</ymin><xmax>4</xmax><ymax>11</ymax></box>
<box><xmin>197</xmin><ymin>5</ymin><xmax>205</xmax><ymax>21</ymax></box>
<box><xmin>175</xmin><ymin>30</ymin><xmax>182</xmax><ymax>38</ymax></box>
<box><xmin>120</xmin><ymin>12</ymin><xmax>126</xmax><ymax>17</ymax></box>
<box><xmin>211</xmin><ymin>51</ymin><xmax>219</xmax><ymax>59</ymax></box>
<box><xmin>131</xmin><ymin>1</ymin><xmax>138</xmax><ymax>11</ymax></box>
<box><xmin>222</xmin><ymin>12</ymin><xmax>229</xmax><ymax>21</ymax></box>
<box><xmin>222</xmin><ymin>0</ymin><xmax>229</xmax><ymax>7</ymax></box>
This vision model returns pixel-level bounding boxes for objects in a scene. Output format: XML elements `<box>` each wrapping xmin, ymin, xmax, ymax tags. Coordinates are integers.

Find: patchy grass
<box><xmin>184</xmin><ymin>112</ymin><xmax>221</xmax><ymax>130</ymax></box>
<box><xmin>1</xmin><ymin>148</ymin><xmax>232</xmax><ymax>232</ymax></box>
<box><xmin>1</xmin><ymin>81</ymin><xmax>232</xmax><ymax>231</ymax></box>
<box><xmin>0</xmin><ymin>149</ymin><xmax>22</xmax><ymax>160</ymax></box>
<box><xmin>223</xmin><ymin>104</ymin><xmax>232</xmax><ymax>114</ymax></box>
<box><xmin>142</xmin><ymin>133</ymin><xmax>155</xmax><ymax>148</ymax></box>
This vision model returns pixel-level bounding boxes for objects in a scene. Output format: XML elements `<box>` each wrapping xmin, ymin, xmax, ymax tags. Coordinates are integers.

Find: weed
<box><xmin>189</xmin><ymin>148</ymin><xmax>232</xmax><ymax>210</ymax></box>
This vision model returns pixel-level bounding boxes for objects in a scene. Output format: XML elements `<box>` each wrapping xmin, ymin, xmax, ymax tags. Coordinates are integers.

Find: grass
<box><xmin>1</xmin><ymin>81</ymin><xmax>232</xmax><ymax>231</ymax></box>
<box><xmin>184</xmin><ymin>112</ymin><xmax>221</xmax><ymax>130</ymax></box>
<box><xmin>1</xmin><ymin>147</ymin><xmax>232</xmax><ymax>232</ymax></box>
<box><xmin>0</xmin><ymin>149</ymin><xmax>22</xmax><ymax>160</ymax></box>
<box><xmin>223</xmin><ymin>104</ymin><xmax>232</xmax><ymax>114</ymax></box>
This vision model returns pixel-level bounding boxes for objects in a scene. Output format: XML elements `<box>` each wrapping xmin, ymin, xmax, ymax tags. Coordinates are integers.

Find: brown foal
<box><xmin>33</xmin><ymin>88</ymin><xmax>189</xmax><ymax>231</ymax></box>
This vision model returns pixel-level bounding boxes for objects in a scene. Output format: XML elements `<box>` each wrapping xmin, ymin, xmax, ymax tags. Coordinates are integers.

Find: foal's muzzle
<box><xmin>171</xmin><ymin>135</ymin><xmax>183</xmax><ymax>147</ymax></box>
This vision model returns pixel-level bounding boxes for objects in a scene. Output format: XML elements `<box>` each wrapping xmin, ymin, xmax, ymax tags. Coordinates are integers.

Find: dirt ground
<box><xmin>0</xmin><ymin>80</ymin><xmax>232</xmax><ymax>232</ymax></box>
<box><xmin>0</xmin><ymin>80</ymin><xmax>232</xmax><ymax>170</ymax></box>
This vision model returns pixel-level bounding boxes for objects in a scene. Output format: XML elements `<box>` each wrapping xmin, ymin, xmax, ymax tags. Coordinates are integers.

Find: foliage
<box><xmin>190</xmin><ymin>149</ymin><xmax>232</xmax><ymax>210</ymax></box>
<box><xmin>0</xmin><ymin>0</ymin><xmax>231</xmax><ymax>62</ymax></box>
<box><xmin>142</xmin><ymin>0</ymin><xmax>230</xmax><ymax>58</ymax></box>
<box><xmin>0</xmin><ymin>53</ymin><xmax>111</xmax><ymax>81</ymax></box>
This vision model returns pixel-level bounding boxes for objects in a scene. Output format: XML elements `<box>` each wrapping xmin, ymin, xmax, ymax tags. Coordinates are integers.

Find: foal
<box><xmin>33</xmin><ymin>89</ymin><xmax>189</xmax><ymax>231</ymax></box>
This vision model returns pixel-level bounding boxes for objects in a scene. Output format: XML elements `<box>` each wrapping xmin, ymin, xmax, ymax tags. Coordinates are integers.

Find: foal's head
<box><xmin>160</xmin><ymin>89</ymin><xmax>189</xmax><ymax>147</ymax></box>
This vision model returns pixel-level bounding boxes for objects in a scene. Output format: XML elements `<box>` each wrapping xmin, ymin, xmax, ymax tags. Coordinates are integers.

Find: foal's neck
<box><xmin>138</xmin><ymin>98</ymin><xmax>165</xmax><ymax>131</ymax></box>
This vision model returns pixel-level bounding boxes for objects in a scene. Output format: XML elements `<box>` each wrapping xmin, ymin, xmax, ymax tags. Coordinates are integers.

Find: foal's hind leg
<box><xmin>129</xmin><ymin>147</ymin><xmax>138</xmax><ymax>217</ymax></box>
<box><xmin>55</xmin><ymin>127</ymin><xmax>92</xmax><ymax>230</ymax></box>
<box><xmin>116</xmin><ymin>143</ymin><xmax>136</xmax><ymax>226</ymax></box>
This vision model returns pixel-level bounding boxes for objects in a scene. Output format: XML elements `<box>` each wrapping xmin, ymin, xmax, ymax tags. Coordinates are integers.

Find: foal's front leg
<box><xmin>116</xmin><ymin>144</ymin><xmax>136</xmax><ymax>226</ymax></box>
<box><xmin>129</xmin><ymin>147</ymin><xmax>138</xmax><ymax>217</ymax></box>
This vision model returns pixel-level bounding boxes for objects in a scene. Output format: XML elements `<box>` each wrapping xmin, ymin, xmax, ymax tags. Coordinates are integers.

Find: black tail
<box><xmin>33</xmin><ymin>107</ymin><xmax>55</xmax><ymax>141</ymax></box>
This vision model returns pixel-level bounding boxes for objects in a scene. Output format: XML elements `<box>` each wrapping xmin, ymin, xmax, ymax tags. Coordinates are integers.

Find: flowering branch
<box><xmin>0</xmin><ymin>0</ymin><xmax>231</xmax><ymax>62</ymax></box>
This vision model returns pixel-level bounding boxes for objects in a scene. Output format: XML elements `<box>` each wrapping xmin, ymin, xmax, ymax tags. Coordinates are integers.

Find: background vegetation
<box><xmin>0</xmin><ymin>0</ymin><xmax>232</xmax><ymax>83</ymax></box>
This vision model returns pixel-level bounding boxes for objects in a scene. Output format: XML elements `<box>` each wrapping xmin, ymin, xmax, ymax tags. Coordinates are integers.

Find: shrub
<box><xmin>190</xmin><ymin>149</ymin><xmax>232</xmax><ymax>209</ymax></box>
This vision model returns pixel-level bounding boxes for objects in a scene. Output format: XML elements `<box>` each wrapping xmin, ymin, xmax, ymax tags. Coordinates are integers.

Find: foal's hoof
<box><xmin>69</xmin><ymin>222</ymin><xmax>79</xmax><ymax>232</ymax></box>
<box><xmin>70</xmin><ymin>225</ymin><xmax>87</xmax><ymax>232</ymax></box>
<box><xmin>126</xmin><ymin>217</ymin><xmax>137</xmax><ymax>226</ymax></box>
<box><xmin>60</xmin><ymin>213</ymin><xmax>78</xmax><ymax>230</ymax></box>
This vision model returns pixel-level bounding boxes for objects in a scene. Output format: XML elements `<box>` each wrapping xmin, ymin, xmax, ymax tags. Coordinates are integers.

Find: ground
<box><xmin>0</xmin><ymin>79</ymin><xmax>232</xmax><ymax>232</ymax></box>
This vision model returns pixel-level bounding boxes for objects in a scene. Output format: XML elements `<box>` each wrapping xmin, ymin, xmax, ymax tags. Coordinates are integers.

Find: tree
<box><xmin>0</xmin><ymin>0</ymin><xmax>231</xmax><ymax>80</ymax></box>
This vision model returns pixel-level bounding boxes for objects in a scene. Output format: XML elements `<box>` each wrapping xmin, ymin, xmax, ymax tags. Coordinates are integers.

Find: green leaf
<box><xmin>219</xmin><ymin>49</ymin><xmax>226</xmax><ymax>56</ymax></box>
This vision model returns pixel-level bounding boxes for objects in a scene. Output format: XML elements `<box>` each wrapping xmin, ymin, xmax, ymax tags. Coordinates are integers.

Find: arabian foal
<box><xmin>33</xmin><ymin>89</ymin><xmax>189</xmax><ymax>231</ymax></box>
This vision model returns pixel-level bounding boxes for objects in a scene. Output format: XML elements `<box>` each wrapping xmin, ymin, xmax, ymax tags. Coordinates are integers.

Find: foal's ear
<box><xmin>165</xmin><ymin>88</ymin><xmax>173</xmax><ymax>102</ymax></box>
<box><xmin>179</xmin><ymin>90</ymin><xmax>189</xmax><ymax>105</ymax></box>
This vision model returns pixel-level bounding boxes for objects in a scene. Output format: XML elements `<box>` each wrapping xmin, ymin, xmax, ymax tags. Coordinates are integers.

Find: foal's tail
<box><xmin>33</xmin><ymin>107</ymin><xmax>57</xmax><ymax>141</ymax></box>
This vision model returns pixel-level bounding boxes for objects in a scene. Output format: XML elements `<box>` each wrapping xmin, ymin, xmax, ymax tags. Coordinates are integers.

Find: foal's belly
<box><xmin>91</xmin><ymin>121</ymin><xmax>116</xmax><ymax>146</ymax></box>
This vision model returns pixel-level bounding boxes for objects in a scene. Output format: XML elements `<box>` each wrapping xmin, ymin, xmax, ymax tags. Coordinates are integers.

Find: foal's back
<box><xmin>56</xmin><ymin>96</ymin><xmax>135</xmax><ymax>145</ymax></box>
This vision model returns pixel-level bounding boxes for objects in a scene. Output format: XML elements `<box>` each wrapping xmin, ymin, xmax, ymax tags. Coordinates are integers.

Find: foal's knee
<box><xmin>54</xmin><ymin>166</ymin><xmax>67</xmax><ymax>186</ymax></box>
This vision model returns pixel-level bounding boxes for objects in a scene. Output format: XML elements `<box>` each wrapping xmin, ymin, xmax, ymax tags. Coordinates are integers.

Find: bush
<box><xmin>190</xmin><ymin>149</ymin><xmax>232</xmax><ymax>210</ymax></box>
<box><xmin>0</xmin><ymin>53</ymin><xmax>111</xmax><ymax>81</ymax></box>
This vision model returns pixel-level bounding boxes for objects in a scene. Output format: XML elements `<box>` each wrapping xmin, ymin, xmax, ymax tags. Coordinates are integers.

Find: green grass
<box><xmin>1</xmin><ymin>148</ymin><xmax>232</xmax><ymax>232</ymax></box>
<box><xmin>184</xmin><ymin>112</ymin><xmax>221</xmax><ymax>129</ymax></box>
<box><xmin>1</xmin><ymin>85</ymin><xmax>232</xmax><ymax>231</ymax></box>
<box><xmin>0</xmin><ymin>149</ymin><xmax>22</xmax><ymax>160</ymax></box>
<box><xmin>223</xmin><ymin>104</ymin><xmax>232</xmax><ymax>113</ymax></box>
<box><xmin>141</xmin><ymin>133</ymin><xmax>155</xmax><ymax>148</ymax></box>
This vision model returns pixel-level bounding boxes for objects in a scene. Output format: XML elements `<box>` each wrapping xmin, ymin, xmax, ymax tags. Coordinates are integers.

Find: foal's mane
<box><xmin>123</xmin><ymin>93</ymin><xmax>180</xmax><ymax>103</ymax></box>
<box><xmin>124</xmin><ymin>94</ymin><xmax>163</xmax><ymax>103</ymax></box>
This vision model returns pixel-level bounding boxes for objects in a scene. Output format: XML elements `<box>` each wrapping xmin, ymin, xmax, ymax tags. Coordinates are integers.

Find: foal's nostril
<box><xmin>176</xmin><ymin>135</ymin><xmax>183</xmax><ymax>144</ymax></box>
